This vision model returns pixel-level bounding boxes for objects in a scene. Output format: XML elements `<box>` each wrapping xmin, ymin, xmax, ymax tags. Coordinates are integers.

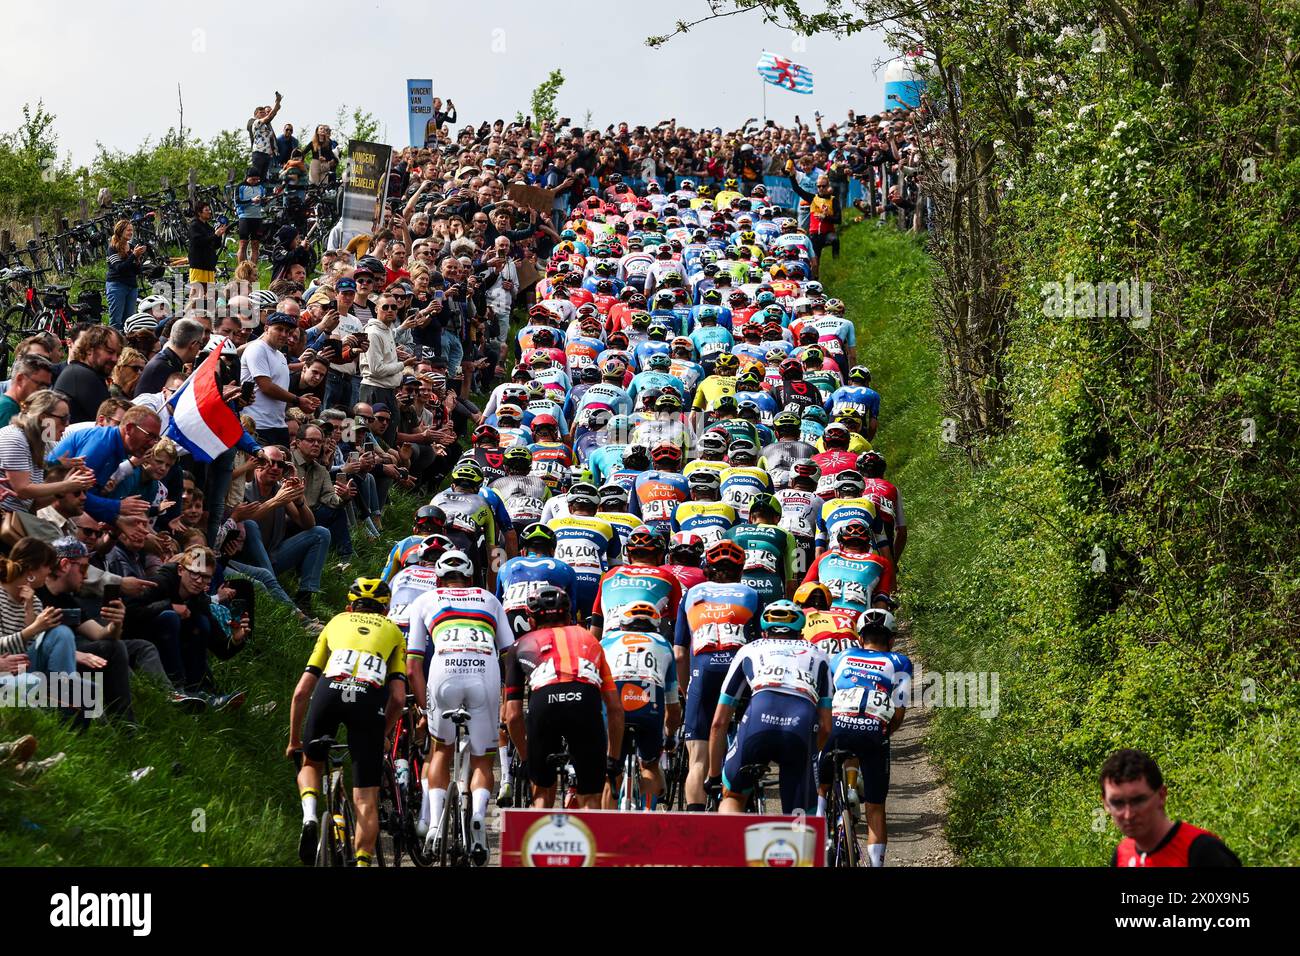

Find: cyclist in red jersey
<box><xmin>666</xmin><ymin>532</ymin><xmax>707</xmax><ymax>592</ymax></box>
<box><xmin>1102</xmin><ymin>749</ymin><xmax>1240</xmax><ymax>866</ymax></box>
<box><xmin>859</xmin><ymin>450</ymin><xmax>907</xmax><ymax>560</ymax></box>
<box><xmin>504</xmin><ymin>586</ymin><xmax>624</xmax><ymax>809</ymax></box>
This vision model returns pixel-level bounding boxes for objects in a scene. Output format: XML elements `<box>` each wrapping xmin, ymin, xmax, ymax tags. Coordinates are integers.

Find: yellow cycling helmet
<box><xmin>794</xmin><ymin>581</ymin><xmax>832</xmax><ymax>610</ymax></box>
<box><xmin>348</xmin><ymin>577</ymin><xmax>391</xmax><ymax>611</ymax></box>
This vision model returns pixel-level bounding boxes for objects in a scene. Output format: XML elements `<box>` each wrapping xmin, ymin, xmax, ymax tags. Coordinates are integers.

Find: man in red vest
<box><xmin>1102</xmin><ymin>749</ymin><xmax>1240</xmax><ymax>866</ymax></box>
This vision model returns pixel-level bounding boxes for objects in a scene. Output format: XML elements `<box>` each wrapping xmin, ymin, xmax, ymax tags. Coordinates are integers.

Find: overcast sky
<box><xmin>1</xmin><ymin>0</ymin><xmax>894</xmax><ymax>165</ymax></box>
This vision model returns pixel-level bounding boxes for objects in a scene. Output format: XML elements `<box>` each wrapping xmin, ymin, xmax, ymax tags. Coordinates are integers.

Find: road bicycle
<box><xmin>376</xmin><ymin>694</ymin><xmax>429</xmax><ymax>867</ymax></box>
<box><xmin>427</xmin><ymin>706</ymin><xmax>476</xmax><ymax>867</ymax></box>
<box><xmin>303</xmin><ymin>735</ymin><xmax>357</xmax><ymax>867</ymax></box>
<box><xmin>660</xmin><ymin>727</ymin><xmax>688</xmax><ymax>811</ymax></box>
<box><xmin>824</xmin><ymin>748</ymin><xmax>863</xmax><ymax>867</ymax></box>
<box><xmin>616</xmin><ymin>724</ymin><xmax>646</xmax><ymax>811</ymax></box>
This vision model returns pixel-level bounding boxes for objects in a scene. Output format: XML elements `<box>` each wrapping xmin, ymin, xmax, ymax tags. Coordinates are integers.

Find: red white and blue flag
<box><xmin>166</xmin><ymin>338</ymin><xmax>245</xmax><ymax>462</ymax></box>
<box><xmin>757</xmin><ymin>51</ymin><xmax>814</xmax><ymax>94</ymax></box>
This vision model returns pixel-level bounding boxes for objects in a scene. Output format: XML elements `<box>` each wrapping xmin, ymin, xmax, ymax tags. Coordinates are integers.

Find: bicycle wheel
<box><xmin>339</xmin><ymin>787</ymin><xmax>358</xmax><ymax>867</ymax></box>
<box><xmin>315</xmin><ymin>810</ymin><xmax>342</xmax><ymax>867</ymax></box>
<box><xmin>437</xmin><ymin>781</ymin><xmax>459</xmax><ymax>867</ymax></box>
<box><xmin>838</xmin><ymin>804</ymin><xmax>860</xmax><ymax>868</ymax></box>
<box><xmin>374</xmin><ymin>762</ymin><xmax>400</xmax><ymax>868</ymax></box>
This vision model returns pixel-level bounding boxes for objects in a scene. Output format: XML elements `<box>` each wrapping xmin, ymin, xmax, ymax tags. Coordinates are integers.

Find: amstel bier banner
<box><xmin>500</xmin><ymin>809</ymin><xmax>826</xmax><ymax>867</ymax></box>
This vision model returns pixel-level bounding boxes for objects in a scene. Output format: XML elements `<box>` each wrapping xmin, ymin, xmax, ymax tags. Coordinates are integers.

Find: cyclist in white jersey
<box><xmin>406</xmin><ymin>550</ymin><xmax>514</xmax><ymax>865</ymax></box>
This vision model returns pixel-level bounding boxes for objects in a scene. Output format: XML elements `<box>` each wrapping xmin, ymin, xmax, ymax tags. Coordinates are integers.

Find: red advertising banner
<box><xmin>500</xmin><ymin>809</ymin><xmax>826</xmax><ymax>867</ymax></box>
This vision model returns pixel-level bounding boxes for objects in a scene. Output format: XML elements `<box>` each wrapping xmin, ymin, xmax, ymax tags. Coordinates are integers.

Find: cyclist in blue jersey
<box><xmin>628</xmin><ymin>353</ymin><xmax>686</xmax><ymax>406</ymax></box>
<box><xmin>674</xmin><ymin>538</ymin><xmax>760</xmax><ymax>811</ymax></box>
<box><xmin>818</xmin><ymin>608</ymin><xmax>910</xmax><ymax>867</ymax></box>
<box><xmin>601</xmin><ymin>602</ymin><xmax>681</xmax><ymax>810</ymax></box>
<box><xmin>825</xmin><ymin>366</ymin><xmax>881</xmax><ymax>440</ymax></box>
<box><xmin>708</xmin><ymin>600</ymin><xmax>832</xmax><ymax>814</ymax></box>
<box><xmin>805</xmin><ymin>519</ymin><xmax>888</xmax><ymax>614</ymax></box>
<box><xmin>590</xmin><ymin>525</ymin><xmax>683</xmax><ymax>639</ymax></box>
<box><xmin>496</xmin><ymin>522</ymin><xmax>578</xmax><ymax>637</ymax></box>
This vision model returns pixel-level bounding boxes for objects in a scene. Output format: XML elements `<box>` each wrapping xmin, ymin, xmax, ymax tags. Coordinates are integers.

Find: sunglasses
<box><xmin>378</xmin><ymin>304</ymin><xmax>398</xmax><ymax>311</ymax></box>
<box><xmin>128</xmin><ymin>421</ymin><xmax>161</xmax><ymax>443</ymax></box>
<box><xmin>262</xmin><ymin>458</ymin><xmax>286</xmax><ymax>469</ymax></box>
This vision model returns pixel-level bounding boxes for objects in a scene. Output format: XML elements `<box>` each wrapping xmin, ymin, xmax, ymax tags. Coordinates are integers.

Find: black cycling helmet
<box><xmin>858</xmin><ymin>450</ymin><xmax>887</xmax><ymax>478</ymax></box>
<box><xmin>527</xmin><ymin>585</ymin><xmax>571</xmax><ymax>620</ymax></box>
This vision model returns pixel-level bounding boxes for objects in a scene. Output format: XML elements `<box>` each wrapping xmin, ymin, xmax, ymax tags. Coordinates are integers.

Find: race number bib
<box><xmin>828</xmin><ymin>577</ymin><xmax>870</xmax><ymax>608</ymax></box>
<box><xmin>433</xmin><ymin>624</ymin><xmax>495</xmax><ymax>655</ymax></box>
<box><xmin>832</xmin><ymin>685</ymin><xmax>865</xmax><ymax>717</ymax></box>
<box><xmin>751</xmin><ymin>655</ymin><xmax>817</xmax><ymax>702</ymax></box>
<box><xmin>641</xmin><ymin>496</ymin><xmax>677</xmax><ymax>522</ymax></box>
<box><xmin>744</xmin><ymin>547</ymin><xmax>779</xmax><ymax>574</ymax></box>
<box><xmin>324</xmin><ymin>648</ymin><xmax>387</xmax><ymax>688</ymax></box>
<box><xmin>609</xmin><ymin>645</ymin><xmax>662</xmax><ymax>685</ymax></box>
<box><xmin>558</xmin><ymin>541</ymin><xmax>602</xmax><ymax>568</ymax></box>
<box><xmin>691</xmin><ymin>622</ymin><xmax>745</xmax><ymax>655</ymax></box>
<box><xmin>507</xmin><ymin>496</ymin><xmax>545</xmax><ymax>521</ymax></box>
<box><xmin>863</xmin><ymin>686</ymin><xmax>894</xmax><ymax>722</ymax></box>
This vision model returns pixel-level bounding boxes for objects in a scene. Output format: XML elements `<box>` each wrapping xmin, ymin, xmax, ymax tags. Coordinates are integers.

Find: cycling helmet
<box><xmin>671</xmin><ymin>336</ymin><xmax>694</xmax><ymax>355</ymax></box>
<box><xmin>472</xmin><ymin>424</ymin><xmax>500</xmax><ymax>447</ymax></box>
<box><xmin>580</xmin><ymin>366</ymin><xmax>602</xmax><ymax>384</ymax></box>
<box><xmin>857</xmin><ymin>607</ymin><xmax>898</xmax><ymax>637</ymax></box>
<box><xmin>651</xmin><ymin>442</ymin><xmax>684</xmax><ymax>466</ymax></box>
<box><xmin>503</xmin><ymin>445</ymin><xmax>533</xmax><ymax>471</ymax></box>
<box><xmin>755</xmin><ymin>290</ymin><xmax>776</xmax><ymax>307</ymax></box>
<box><xmin>627</xmin><ymin>525</ymin><xmax>666</xmax><ymax>554</ymax></box>
<box><xmin>531</xmin><ymin>414</ymin><xmax>559</xmax><ymax>437</ymax></box>
<box><xmin>668</xmin><ymin>531</ymin><xmax>704</xmax><ymax>564</ymax></box>
<box><xmin>702</xmin><ymin>288</ymin><xmax>722</xmax><ymax>304</ymax></box>
<box><xmin>727</xmin><ymin>438</ymin><xmax>758</xmax><ymax>463</ymax></box>
<box><xmin>761</xmin><ymin>600</ymin><xmax>807</xmax><ymax>636</ymax></box>
<box><xmin>413</xmin><ymin>504</ymin><xmax>447</xmax><ymax>534</ymax></box>
<box><xmin>655</xmin><ymin>392</ymin><xmax>683</xmax><ymax>413</ymax></box>
<box><xmin>791</xmin><ymin>458</ymin><xmax>820</xmax><ymax>481</ymax></box>
<box><xmin>805</xmin><ymin>281</ymin><xmax>824</xmax><ymax>295</ymax></box>
<box><xmin>772</xmin><ymin>411</ymin><xmax>801</xmax><ymax>433</ymax></box>
<box><xmin>704</xmin><ymin>539</ymin><xmax>746</xmax><ymax>567</ymax></box>
<box><xmin>567</xmin><ymin>482</ymin><xmax>599</xmax><ymax>508</ymax></box>
<box><xmin>835</xmin><ymin>469</ymin><xmax>866</xmax><ymax>496</ymax></box>
<box><xmin>622</xmin><ymin>601</ymin><xmax>662</xmax><ymax>629</ymax></box>
<box><xmin>449</xmin><ymin>460</ymin><xmax>485</xmax><ymax>489</ymax></box>
<box><xmin>779</xmin><ymin>358</ymin><xmax>803</xmax><ymax>379</ymax></box>
<box><xmin>347</xmin><ymin>577</ymin><xmax>391</xmax><ymax>611</ymax></box>
<box><xmin>687</xmin><ymin>469</ymin><xmax>721</xmax><ymax>493</ymax></box>
<box><xmin>137</xmin><ymin>294</ymin><xmax>171</xmax><ymax>315</ymax></box>
<box><xmin>858</xmin><ymin>451</ymin><xmax>886</xmax><ymax>477</ymax></box>
<box><xmin>714</xmin><ymin>353</ymin><xmax>739</xmax><ymax>374</ymax></box>
<box><xmin>838</xmin><ymin>519</ymin><xmax>872</xmax><ymax>548</ymax></box>
<box><xmin>249</xmin><ymin>289</ymin><xmax>278</xmax><ymax>311</ymax></box>
<box><xmin>622</xmin><ymin>444</ymin><xmax>650</xmax><ymax>470</ymax></box>
<box><xmin>526</xmin><ymin>585</ymin><xmax>571</xmax><ymax>618</ymax></box>
<box><xmin>519</xmin><ymin>522</ymin><xmax>558</xmax><ymax>552</ymax></box>
<box><xmin>826</xmin><ymin>298</ymin><xmax>846</xmax><ymax>315</ymax></box>
<box><xmin>697</xmin><ymin>306</ymin><xmax>720</xmax><ymax>324</ymax></box>
<box><xmin>822</xmin><ymin>422</ymin><xmax>851</xmax><ymax>448</ymax></box>
<box><xmin>597</xmin><ymin>483</ymin><xmax>628</xmax><ymax>509</ymax></box>
<box><xmin>697</xmin><ymin>430</ymin><xmax>728</xmax><ymax>456</ymax></box>
<box><xmin>804</xmin><ymin>405</ymin><xmax>829</xmax><ymax>425</ymax></box>
<box><xmin>736</xmin><ymin>400</ymin><xmax>761</xmax><ymax>422</ymax></box>
<box><xmin>848</xmin><ymin>365</ymin><xmax>872</xmax><ymax>385</ymax></box>
<box><xmin>793</xmin><ymin>581</ymin><xmax>832</xmax><ymax>610</ymax></box>
<box><xmin>434</xmin><ymin>550</ymin><xmax>474</xmax><ymax>580</ymax></box>
<box><xmin>647</xmin><ymin>353</ymin><xmax>671</xmax><ymax>371</ymax></box>
<box><xmin>749</xmin><ymin>493</ymin><xmax>781</xmax><ymax>520</ymax></box>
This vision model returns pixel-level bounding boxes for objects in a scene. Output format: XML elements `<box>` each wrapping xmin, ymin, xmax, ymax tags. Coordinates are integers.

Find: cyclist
<box><xmin>795</xmin><ymin>581</ymin><xmax>860</xmax><ymax>658</ymax></box>
<box><xmin>726</xmin><ymin>494</ymin><xmax>800</xmax><ymax>604</ymax></box>
<box><xmin>674</xmin><ymin>538</ymin><xmax>760</xmax><ymax>811</ymax></box>
<box><xmin>595</xmin><ymin>482</ymin><xmax>641</xmax><ymax>553</ymax></box>
<box><xmin>859</xmin><ymin>450</ymin><xmax>908</xmax><ymax>560</ymax></box>
<box><xmin>288</xmin><ymin>577</ymin><xmax>407</xmax><ymax>867</ymax></box>
<box><xmin>665</xmin><ymin>531</ymin><xmax>707</xmax><ymax>592</ymax></box>
<box><xmin>379</xmin><ymin>504</ymin><xmax>446</xmax><ymax>582</ymax></box>
<box><xmin>386</xmin><ymin>537</ymin><xmax>450</xmax><ymax>634</ymax></box>
<box><xmin>719</xmin><ymin>437</ymin><xmax>773</xmax><ymax>517</ymax></box>
<box><xmin>818</xmin><ymin>607</ymin><xmax>910</xmax><ymax>867</ymax></box>
<box><xmin>490</xmin><ymin>445</ymin><xmax>551</xmax><ymax>536</ymax></box>
<box><xmin>760</xmin><ymin>412</ymin><xmax>818</xmax><ymax>490</ymax></box>
<box><xmin>504</xmin><ymin>586</ymin><xmax>624</xmax><ymax>810</ymax></box>
<box><xmin>406</xmin><ymin>550</ymin><xmax>514</xmax><ymax>866</ymax></box>
<box><xmin>628</xmin><ymin>442</ymin><xmax>690</xmax><ymax>539</ymax></box>
<box><xmin>825</xmin><ymin>365</ymin><xmax>881</xmax><ymax>440</ymax></box>
<box><xmin>547</xmin><ymin>483</ymin><xmax>621</xmax><ymax>622</ymax></box>
<box><xmin>431</xmin><ymin>461</ymin><xmax>514</xmax><ymax>591</ymax></box>
<box><xmin>590</xmin><ymin>525</ymin><xmax>682</xmax><ymax>639</ymax></box>
<box><xmin>777</xmin><ymin>459</ymin><xmax>823</xmax><ymax>577</ymax></box>
<box><xmin>804</xmin><ymin>519</ymin><xmax>890</xmax><ymax>614</ymax></box>
<box><xmin>673</xmin><ymin>470</ymin><xmax>737</xmax><ymax>545</ymax></box>
<box><xmin>600</xmin><ymin>601</ymin><xmax>681</xmax><ymax>810</ymax></box>
<box><xmin>707</xmin><ymin>600</ymin><xmax>832</xmax><ymax>814</ymax></box>
<box><xmin>819</xmin><ymin>469</ymin><xmax>889</xmax><ymax>560</ymax></box>
<box><xmin>811</xmin><ymin>422</ymin><xmax>861</xmax><ymax>498</ymax></box>
<box><xmin>495</xmin><ymin>522</ymin><xmax>578</xmax><ymax>637</ymax></box>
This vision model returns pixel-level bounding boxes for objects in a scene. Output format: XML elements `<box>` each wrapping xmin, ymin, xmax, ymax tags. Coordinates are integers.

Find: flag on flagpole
<box><xmin>757</xmin><ymin>51</ymin><xmax>814</xmax><ymax>94</ymax></box>
<box><xmin>166</xmin><ymin>338</ymin><xmax>247</xmax><ymax>463</ymax></box>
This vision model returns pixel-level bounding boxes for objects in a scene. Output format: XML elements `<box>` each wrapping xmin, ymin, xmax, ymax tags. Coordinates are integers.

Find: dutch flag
<box><xmin>757</xmin><ymin>51</ymin><xmax>814</xmax><ymax>95</ymax></box>
<box><xmin>166</xmin><ymin>338</ymin><xmax>247</xmax><ymax>463</ymax></box>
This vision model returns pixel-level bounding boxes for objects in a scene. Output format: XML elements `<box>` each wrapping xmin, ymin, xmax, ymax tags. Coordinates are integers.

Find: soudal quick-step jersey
<box><xmin>829</xmin><ymin>646</ymin><xmax>913</xmax><ymax>731</ymax></box>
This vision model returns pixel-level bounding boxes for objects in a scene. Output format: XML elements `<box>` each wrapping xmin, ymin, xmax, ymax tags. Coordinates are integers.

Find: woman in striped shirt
<box><xmin>105</xmin><ymin>219</ymin><xmax>147</xmax><ymax>332</ymax></box>
<box><xmin>0</xmin><ymin>537</ymin><xmax>95</xmax><ymax>710</ymax></box>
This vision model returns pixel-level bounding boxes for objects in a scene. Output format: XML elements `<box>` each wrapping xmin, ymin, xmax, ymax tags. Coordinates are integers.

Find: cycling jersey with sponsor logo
<box><xmin>805</xmin><ymin>549</ymin><xmax>886</xmax><ymax>614</ymax></box>
<box><xmin>405</xmin><ymin>586</ymin><xmax>513</xmax><ymax>663</ymax></box>
<box><xmin>495</xmin><ymin>556</ymin><xmax>579</xmax><ymax>636</ymax></box>
<box><xmin>674</xmin><ymin>581</ymin><xmax>761</xmax><ymax>656</ymax></box>
<box><xmin>505</xmin><ymin>625</ymin><xmax>614</xmax><ymax>698</ymax></box>
<box><xmin>600</xmin><ymin>628</ymin><xmax>679</xmax><ymax>717</ymax></box>
<box><xmin>386</xmin><ymin>565</ymin><xmax>441</xmax><ymax>633</ymax></box>
<box><xmin>719</xmin><ymin>638</ymin><xmax>832</xmax><ymax>709</ymax></box>
<box><xmin>592</xmin><ymin>564</ymin><xmax>683</xmax><ymax>632</ymax></box>
<box><xmin>547</xmin><ymin>514</ymin><xmax>621</xmax><ymax>578</ymax></box>
<box><xmin>829</xmin><ymin>646</ymin><xmax>912</xmax><ymax>731</ymax></box>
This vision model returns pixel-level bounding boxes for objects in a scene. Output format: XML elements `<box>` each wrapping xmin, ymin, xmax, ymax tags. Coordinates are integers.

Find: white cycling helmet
<box><xmin>249</xmin><ymin>289</ymin><xmax>278</xmax><ymax>309</ymax></box>
<box><xmin>857</xmin><ymin>608</ymin><xmax>897</xmax><ymax>637</ymax></box>
<box><xmin>137</xmin><ymin>294</ymin><xmax>171</xmax><ymax>315</ymax></box>
<box><xmin>434</xmin><ymin>550</ymin><xmax>474</xmax><ymax>579</ymax></box>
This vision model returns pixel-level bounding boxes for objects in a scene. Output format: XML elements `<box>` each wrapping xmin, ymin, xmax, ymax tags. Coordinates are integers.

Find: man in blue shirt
<box><xmin>48</xmin><ymin>405</ymin><xmax>167</xmax><ymax>525</ymax></box>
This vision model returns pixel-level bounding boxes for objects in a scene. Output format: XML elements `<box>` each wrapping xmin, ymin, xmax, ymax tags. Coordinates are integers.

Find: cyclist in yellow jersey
<box><xmin>690</xmin><ymin>352</ymin><xmax>739</xmax><ymax>433</ymax></box>
<box><xmin>547</xmin><ymin>486</ymin><xmax>623</xmax><ymax>622</ymax></box>
<box><xmin>288</xmin><ymin>578</ymin><xmax>407</xmax><ymax>867</ymax></box>
<box><xmin>596</xmin><ymin>482</ymin><xmax>642</xmax><ymax>561</ymax></box>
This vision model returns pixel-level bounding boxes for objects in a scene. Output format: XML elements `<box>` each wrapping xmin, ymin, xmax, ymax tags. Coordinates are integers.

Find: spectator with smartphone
<box><xmin>0</xmin><ymin>389</ymin><xmax>97</xmax><ymax>517</ymax></box>
<box><xmin>187</xmin><ymin>200</ymin><xmax>227</xmax><ymax>309</ymax></box>
<box><xmin>292</xmin><ymin>423</ymin><xmax>356</xmax><ymax>562</ymax></box>
<box><xmin>123</xmin><ymin>544</ymin><xmax>249</xmax><ymax>706</ymax></box>
<box><xmin>229</xmin><ymin>446</ymin><xmax>330</xmax><ymax>618</ymax></box>
<box><xmin>247</xmin><ymin>92</ymin><xmax>281</xmax><ymax>180</ymax></box>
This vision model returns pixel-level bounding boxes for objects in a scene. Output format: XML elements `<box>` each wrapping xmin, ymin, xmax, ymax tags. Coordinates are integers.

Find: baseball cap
<box><xmin>336</xmin><ymin>277</ymin><xmax>357</xmax><ymax>292</ymax></box>
<box><xmin>372</xmin><ymin>403</ymin><xmax>391</xmax><ymax>416</ymax></box>
<box><xmin>52</xmin><ymin>536</ymin><xmax>89</xmax><ymax>560</ymax></box>
<box><xmin>265</xmin><ymin>311</ymin><xmax>297</xmax><ymax>327</ymax></box>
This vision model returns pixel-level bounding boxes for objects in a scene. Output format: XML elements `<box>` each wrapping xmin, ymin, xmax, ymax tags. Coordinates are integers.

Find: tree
<box><xmin>334</xmin><ymin>106</ymin><xmax>382</xmax><ymax>154</ymax></box>
<box><xmin>525</xmin><ymin>69</ymin><xmax>565</xmax><ymax>133</ymax></box>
